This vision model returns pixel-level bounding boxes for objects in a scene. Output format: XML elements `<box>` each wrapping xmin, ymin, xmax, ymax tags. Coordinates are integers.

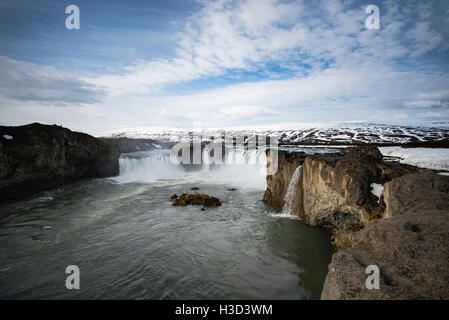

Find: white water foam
<box><xmin>269</xmin><ymin>213</ymin><xmax>300</xmax><ymax>220</ymax></box>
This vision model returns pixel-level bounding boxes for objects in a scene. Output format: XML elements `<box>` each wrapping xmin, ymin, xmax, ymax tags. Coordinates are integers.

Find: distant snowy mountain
<box><xmin>101</xmin><ymin>122</ymin><xmax>449</xmax><ymax>146</ymax></box>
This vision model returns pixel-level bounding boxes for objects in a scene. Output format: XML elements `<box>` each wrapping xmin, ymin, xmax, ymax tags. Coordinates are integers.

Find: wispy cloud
<box><xmin>0</xmin><ymin>56</ymin><xmax>106</xmax><ymax>106</ymax></box>
<box><xmin>84</xmin><ymin>0</ymin><xmax>449</xmax><ymax>96</ymax></box>
<box><xmin>0</xmin><ymin>0</ymin><xmax>448</xmax><ymax>132</ymax></box>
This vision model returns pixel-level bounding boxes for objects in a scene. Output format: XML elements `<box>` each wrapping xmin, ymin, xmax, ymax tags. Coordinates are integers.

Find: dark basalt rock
<box><xmin>191</xmin><ymin>187</ymin><xmax>199</xmax><ymax>190</ymax></box>
<box><xmin>172</xmin><ymin>193</ymin><xmax>222</xmax><ymax>207</ymax></box>
<box><xmin>0</xmin><ymin>123</ymin><xmax>120</xmax><ymax>203</ymax></box>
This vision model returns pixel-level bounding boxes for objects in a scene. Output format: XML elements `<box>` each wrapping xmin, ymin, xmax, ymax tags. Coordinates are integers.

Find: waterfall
<box><xmin>113</xmin><ymin>148</ymin><xmax>268</xmax><ymax>189</ymax></box>
<box><xmin>282</xmin><ymin>165</ymin><xmax>302</xmax><ymax>215</ymax></box>
<box><xmin>202</xmin><ymin>146</ymin><xmax>212</xmax><ymax>172</ymax></box>
<box><xmin>116</xmin><ymin>149</ymin><xmax>183</xmax><ymax>183</ymax></box>
<box><xmin>225</xmin><ymin>149</ymin><xmax>267</xmax><ymax>176</ymax></box>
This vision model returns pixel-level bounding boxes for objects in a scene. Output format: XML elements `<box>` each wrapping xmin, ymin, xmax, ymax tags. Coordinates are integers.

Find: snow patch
<box><xmin>371</xmin><ymin>183</ymin><xmax>384</xmax><ymax>201</ymax></box>
<box><xmin>380</xmin><ymin>147</ymin><xmax>449</xmax><ymax>171</ymax></box>
<box><xmin>2</xmin><ymin>135</ymin><xmax>13</xmax><ymax>140</ymax></box>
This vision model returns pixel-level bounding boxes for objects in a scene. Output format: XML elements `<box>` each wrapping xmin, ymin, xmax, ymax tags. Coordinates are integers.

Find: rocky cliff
<box><xmin>264</xmin><ymin>147</ymin><xmax>449</xmax><ymax>299</ymax></box>
<box><xmin>264</xmin><ymin>147</ymin><xmax>418</xmax><ymax>234</ymax></box>
<box><xmin>263</xmin><ymin>150</ymin><xmax>306</xmax><ymax>208</ymax></box>
<box><xmin>0</xmin><ymin>123</ymin><xmax>120</xmax><ymax>202</ymax></box>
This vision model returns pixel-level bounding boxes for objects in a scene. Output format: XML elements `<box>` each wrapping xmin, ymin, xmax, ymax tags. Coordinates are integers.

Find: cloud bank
<box><xmin>0</xmin><ymin>0</ymin><xmax>448</xmax><ymax>133</ymax></box>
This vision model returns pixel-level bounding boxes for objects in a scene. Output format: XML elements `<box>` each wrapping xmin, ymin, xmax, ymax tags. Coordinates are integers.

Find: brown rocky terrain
<box><xmin>263</xmin><ymin>146</ymin><xmax>449</xmax><ymax>299</ymax></box>
<box><xmin>321</xmin><ymin>208</ymin><xmax>449</xmax><ymax>299</ymax></box>
<box><xmin>264</xmin><ymin>146</ymin><xmax>419</xmax><ymax>233</ymax></box>
<box><xmin>0</xmin><ymin>123</ymin><xmax>121</xmax><ymax>202</ymax></box>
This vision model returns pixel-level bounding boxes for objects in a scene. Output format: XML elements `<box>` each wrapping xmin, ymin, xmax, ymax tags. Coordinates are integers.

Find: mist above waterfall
<box><xmin>113</xmin><ymin>148</ymin><xmax>268</xmax><ymax>190</ymax></box>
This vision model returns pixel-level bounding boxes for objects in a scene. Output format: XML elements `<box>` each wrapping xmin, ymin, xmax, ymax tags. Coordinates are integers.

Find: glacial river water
<box><xmin>0</xmin><ymin>149</ymin><xmax>334</xmax><ymax>299</ymax></box>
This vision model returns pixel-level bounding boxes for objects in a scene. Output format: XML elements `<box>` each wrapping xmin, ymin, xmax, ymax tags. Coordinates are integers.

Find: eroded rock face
<box><xmin>321</xmin><ymin>209</ymin><xmax>449</xmax><ymax>300</ymax></box>
<box><xmin>264</xmin><ymin>146</ymin><xmax>449</xmax><ymax>299</ymax></box>
<box><xmin>300</xmin><ymin>148</ymin><xmax>380</xmax><ymax>233</ymax></box>
<box><xmin>383</xmin><ymin>172</ymin><xmax>449</xmax><ymax>217</ymax></box>
<box><xmin>322</xmin><ymin>172</ymin><xmax>449</xmax><ymax>299</ymax></box>
<box><xmin>264</xmin><ymin>146</ymin><xmax>417</xmax><ymax>234</ymax></box>
<box><xmin>172</xmin><ymin>193</ymin><xmax>222</xmax><ymax>207</ymax></box>
<box><xmin>262</xmin><ymin>150</ymin><xmax>305</xmax><ymax>208</ymax></box>
<box><xmin>0</xmin><ymin>123</ymin><xmax>120</xmax><ymax>202</ymax></box>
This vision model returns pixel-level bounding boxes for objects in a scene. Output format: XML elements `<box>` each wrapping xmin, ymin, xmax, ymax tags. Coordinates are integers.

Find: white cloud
<box><xmin>85</xmin><ymin>0</ymin><xmax>448</xmax><ymax>96</ymax></box>
<box><xmin>1</xmin><ymin>0</ymin><xmax>449</xmax><ymax>132</ymax></box>
<box><xmin>0</xmin><ymin>56</ymin><xmax>106</xmax><ymax>106</ymax></box>
<box><xmin>404</xmin><ymin>100</ymin><xmax>449</xmax><ymax>108</ymax></box>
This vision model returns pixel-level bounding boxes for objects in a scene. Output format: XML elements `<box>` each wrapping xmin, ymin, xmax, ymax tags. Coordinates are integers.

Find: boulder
<box><xmin>172</xmin><ymin>193</ymin><xmax>221</xmax><ymax>207</ymax></box>
<box><xmin>383</xmin><ymin>172</ymin><xmax>449</xmax><ymax>217</ymax></box>
<box><xmin>321</xmin><ymin>209</ymin><xmax>449</xmax><ymax>300</ymax></box>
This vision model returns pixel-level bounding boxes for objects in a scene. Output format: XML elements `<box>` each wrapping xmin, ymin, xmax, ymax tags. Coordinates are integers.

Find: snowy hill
<box><xmin>101</xmin><ymin>123</ymin><xmax>449</xmax><ymax>146</ymax></box>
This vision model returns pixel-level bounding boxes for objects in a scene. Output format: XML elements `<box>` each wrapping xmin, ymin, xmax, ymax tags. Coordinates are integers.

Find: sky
<box><xmin>0</xmin><ymin>0</ymin><xmax>449</xmax><ymax>135</ymax></box>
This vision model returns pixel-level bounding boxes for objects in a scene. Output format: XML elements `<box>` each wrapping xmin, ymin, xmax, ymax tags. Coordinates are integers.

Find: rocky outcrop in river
<box><xmin>264</xmin><ymin>147</ymin><xmax>449</xmax><ymax>299</ymax></box>
<box><xmin>0</xmin><ymin>123</ymin><xmax>120</xmax><ymax>202</ymax></box>
<box><xmin>172</xmin><ymin>193</ymin><xmax>222</xmax><ymax>207</ymax></box>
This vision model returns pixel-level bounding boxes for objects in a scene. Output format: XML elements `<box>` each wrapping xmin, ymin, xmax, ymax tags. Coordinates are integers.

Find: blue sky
<box><xmin>0</xmin><ymin>0</ymin><xmax>449</xmax><ymax>134</ymax></box>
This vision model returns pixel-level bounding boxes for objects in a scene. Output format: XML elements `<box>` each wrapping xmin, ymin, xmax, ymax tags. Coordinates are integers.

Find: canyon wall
<box><xmin>264</xmin><ymin>147</ymin><xmax>449</xmax><ymax>299</ymax></box>
<box><xmin>0</xmin><ymin>123</ymin><xmax>120</xmax><ymax>202</ymax></box>
<box><xmin>263</xmin><ymin>150</ymin><xmax>305</xmax><ymax>208</ymax></box>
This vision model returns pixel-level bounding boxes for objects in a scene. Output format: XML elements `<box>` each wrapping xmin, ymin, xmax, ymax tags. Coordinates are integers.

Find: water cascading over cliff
<box><xmin>116</xmin><ymin>148</ymin><xmax>268</xmax><ymax>189</ymax></box>
<box><xmin>282</xmin><ymin>165</ymin><xmax>302</xmax><ymax>215</ymax></box>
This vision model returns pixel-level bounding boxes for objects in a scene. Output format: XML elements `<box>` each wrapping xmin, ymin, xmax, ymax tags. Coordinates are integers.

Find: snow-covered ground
<box><xmin>101</xmin><ymin>122</ymin><xmax>449</xmax><ymax>145</ymax></box>
<box><xmin>380</xmin><ymin>147</ymin><xmax>449</xmax><ymax>171</ymax></box>
<box><xmin>370</xmin><ymin>183</ymin><xmax>384</xmax><ymax>200</ymax></box>
<box><xmin>101</xmin><ymin>123</ymin><xmax>449</xmax><ymax>172</ymax></box>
